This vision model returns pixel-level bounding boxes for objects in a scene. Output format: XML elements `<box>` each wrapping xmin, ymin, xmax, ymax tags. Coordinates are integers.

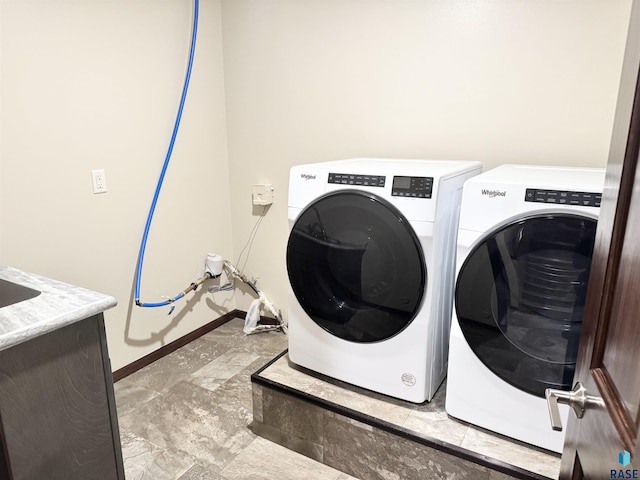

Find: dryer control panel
<box><xmin>391</xmin><ymin>176</ymin><xmax>434</xmax><ymax>198</ymax></box>
<box><xmin>525</xmin><ymin>188</ymin><xmax>602</xmax><ymax>207</ymax></box>
<box><xmin>328</xmin><ymin>173</ymin><xmax>386</xmax><ymax>187</ymax></box>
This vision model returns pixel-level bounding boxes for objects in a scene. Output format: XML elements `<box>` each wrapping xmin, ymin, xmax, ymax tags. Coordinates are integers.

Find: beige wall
<box><xmin>0</xmin><ymin>0</ymin><xmax>234</xmax><ymax>370</ymax></box>
<box><xmin>0</xmin><ymin>0</ymin><xmax>632</xmax><ymax>370</ymax></box>
<box><xmin>222</xmin><ymin>0</ymin><xmax>632</xmax><ymax>315</ymax></box>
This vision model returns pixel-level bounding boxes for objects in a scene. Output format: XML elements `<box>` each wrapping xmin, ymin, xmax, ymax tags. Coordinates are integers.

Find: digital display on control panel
<box><xmin>525</xmin><ymin>188</ymin><xmax>601</xmax><ymax>207</ymax></box>
<box><xmin>393</xmin><ymin>176</ymin><xmax>411</xmax><ymax>189</ymax></box>
<box><xmin>328</xmin><ymin>173</ymin><xmax>386</xmax><ymax>187</ymax></box>
<box><xmin>392</xmin><ymin>176</ymin><xmax>433</xmax><ymax>198</ymax></box>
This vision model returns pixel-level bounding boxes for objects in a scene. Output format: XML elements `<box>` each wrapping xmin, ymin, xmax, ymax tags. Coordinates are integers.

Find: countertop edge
<box><xmin>0</xmin><ymin>266</ymin><xmax>118</xmax><ymax>352</ymax></box>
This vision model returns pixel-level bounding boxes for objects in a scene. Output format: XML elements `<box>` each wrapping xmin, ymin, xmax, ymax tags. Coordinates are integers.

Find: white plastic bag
<box><xmin>243</xmin><ymin>298</ymin><xmax>262</xmax><ymax>334</ymax></box>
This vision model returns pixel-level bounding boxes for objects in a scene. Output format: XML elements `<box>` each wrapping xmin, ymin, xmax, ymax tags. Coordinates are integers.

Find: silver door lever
<box><xmin>545</xmin><ymin>382</ymin><xmax>604</xmax><ymax>431</ymax></box>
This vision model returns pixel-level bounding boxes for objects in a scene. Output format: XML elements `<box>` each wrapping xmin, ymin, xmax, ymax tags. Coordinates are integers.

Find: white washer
<box><xmin>286</xmin><ymin>158</ymin><xmax>482</xmax><ymax>403</ymax></box>
<box><xmin>446</xmin><ymin>164</ymin><xmax>605</xmax><ymax>453</ymax></box>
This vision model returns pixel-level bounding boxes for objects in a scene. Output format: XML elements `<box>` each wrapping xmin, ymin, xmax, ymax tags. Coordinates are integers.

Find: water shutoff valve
<box><xmin>205</xmin><ymin>253</ymin><xmax>224</xmax><ymax>277</ymax></box>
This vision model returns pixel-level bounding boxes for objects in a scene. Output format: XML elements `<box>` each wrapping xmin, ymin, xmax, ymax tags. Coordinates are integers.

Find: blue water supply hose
<box><xmin>135</xmin><ymin>0</ymin><xmax>200</xmax><ymax>309</ymax></box>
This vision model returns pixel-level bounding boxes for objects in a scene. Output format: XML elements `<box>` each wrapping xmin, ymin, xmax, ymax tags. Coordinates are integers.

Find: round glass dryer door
<box><xmin>286</xmin><ymin>190</ymin><xmax>426</xmax><ymax>343</ymax></box>
<box><xmin>455</xmin><ymin>214</ymin><xmax>597</xmax><ymax>397</ymax></box>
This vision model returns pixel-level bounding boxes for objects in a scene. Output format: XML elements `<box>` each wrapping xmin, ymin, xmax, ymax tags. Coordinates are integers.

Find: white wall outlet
<box><xmin>252</xmin><ymin>184</ymin><xmax>274</xmax><ymax>205</ymax></box>
<box><xmin>91</xmin><ymin>169</ymin><xmax>107</xmax><ymax>194</ymax></box>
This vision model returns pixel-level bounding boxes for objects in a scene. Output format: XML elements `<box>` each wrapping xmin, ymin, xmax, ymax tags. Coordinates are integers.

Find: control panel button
<box><xmin>525</xmin><ymin>188</ymin><xmax>601</xmax><ymax>207</ymax></box>
<box><xmin>328</xmin><ymin>173</ymin><xmax>386</xmax><ymax>187</ymax></box>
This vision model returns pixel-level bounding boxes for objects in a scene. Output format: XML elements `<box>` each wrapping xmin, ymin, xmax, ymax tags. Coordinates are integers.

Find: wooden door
<box><xmin>559</xmin><ymin>0</ymin><xmax>640</xmax><ymax>478</ymax></box>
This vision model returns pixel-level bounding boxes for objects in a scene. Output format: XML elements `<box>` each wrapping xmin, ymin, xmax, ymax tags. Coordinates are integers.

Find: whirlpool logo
<box><xmin>611</xmin><ymin>450</ymin><xmax>638</xmax><ymax>478</ymax></box>
<box><xmin>481</xmin><ymin>189</ymin><xmax>507</xmax><ymax>198</ymax></box>
<box><xmin>300</xmin><ymin>173</ymin><xmax>316</xmax><ymax>180</ymax></box>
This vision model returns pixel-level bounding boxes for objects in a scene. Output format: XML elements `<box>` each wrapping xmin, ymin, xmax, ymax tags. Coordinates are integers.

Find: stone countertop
<box><xmin>0</xmin><ymin>265</ymin><xmax>117</xmax><ymax>352</ymax></box>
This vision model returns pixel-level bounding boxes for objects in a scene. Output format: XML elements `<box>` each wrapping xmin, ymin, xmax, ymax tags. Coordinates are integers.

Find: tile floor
<box><xmin>256</xmin><ymin>354</ymin><xmax>561</xmax><ymax>479</ymax></box>
<box><xmin>114</xmin><ymin>317</ymin><xmax>560</xmax><ymax>480</ymax></box>
<box><xmin>114</xmin><ymin>317</ymin><xmax>356</xmax><ymax>480</ymax></box>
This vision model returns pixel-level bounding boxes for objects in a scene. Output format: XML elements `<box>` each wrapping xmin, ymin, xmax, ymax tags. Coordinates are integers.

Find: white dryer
<box><xmin>446</xmin><ymin>164</ymin><xmax>605</xmax><ymax>453</ymax></box>
<box><xmin>286</xmin><ymin>158</ymin><xmax>482</xmax><ymax>403</ymax></box>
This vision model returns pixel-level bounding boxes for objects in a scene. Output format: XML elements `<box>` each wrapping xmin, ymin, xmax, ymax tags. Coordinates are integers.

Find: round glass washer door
<box><xmin>455</xmin><ymin>214</ymin><xmax>597</xmax><ymax>397</ymax></box>
<box><xmin>286</xmin><ymin>190</ymin><xmax>426</xmax><ymax>343</ymax></box>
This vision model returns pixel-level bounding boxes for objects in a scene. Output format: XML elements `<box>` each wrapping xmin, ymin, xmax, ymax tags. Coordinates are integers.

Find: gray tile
<box><xmin>122</xmin><ymin>337</ymin><xmax>232</xmax><ymax>395</ymax></box>
<box><xmin>250</xmin><ymin>420</ymin><xmax>324</xmax><ymax>463</ymax></box>
<box><xmin>252</xmin><ymin>384</ymin><xmax>264</xmax><ymax>423</ymax></box>
<box><xmin>210</xmin><ymin>362</ymin><xmax>261</xmax><ymax>412</ymax></box>
<box><xmin>489</xmin><ymin>470</ymin><xmax>521</xmax><ymax>480</ymax></box>
<box><xmin>336</xmin><ymin>474</ymin><xmax>359</xmax><ymax>480</ymax></box>
<box><xmin>259</xmin><ymin>355</ymin><xmax>318</xmax><ymax>391</ymax></box>
<box><xmin>117</xmin><ymin>315</ymin><xmax>552</xmax><ymax>480</ymax></box>
<box><xmin>120</xmin><ymin>430</ymin><xmax>194</xmax><ymax>480</ymax></box>
<box><xmin>323</xmin><ymin>412</ymin><xmax>492</xmax><ymax>480</ymax></box>
<box><xmin>268</xmin><ymin>354</ymin><xmax>413</xmax><ymax>426</ymax></box>
<box><xmin>176</xmin><ymin>463</ymin><xmax>226</xmax><ymax>480</ymax></box>
<box><xmin>306</xmin><ymin>378</ymin><xmax>412</xmax><ymax>426</ymax></box>
<box><xmin>256</xmin><ymin>353</ymin><xmax>561</xmax><ymax>479</ymax></box>
<box><xmin>461</xmin><ymin>427</ymin><xmax>561</xmax><ymax>479</ymax></box>
<box><xmin>402</xmin><ymin>409</ymin><xmax>469</xmax><ymax>446</ymax></box>
<box><xmin>200</xmin><ymin>318</ymin><xmax>287</xmax><ymax>357</ymax></box>
<box><xmin>114</xmin><ymin>376</ymin><xmax>161</xmax><ymax>417</ymax></box>
<box><xmin>262</xmin><ymin>385</ymin><xmax>324</xmax><ymax>445</ymax></box>
<box><xmin>221</xmin><ymin>437</ymin><xmax>355</xmax><ymax>480</ymax></box>
<box><xmin>190</xmin><ymin>350</ymin><xmax>260</xmax><ymax>392</ymax></box>
<box><xmin>118</xmin><ymin>380</ymin><xmax>256</xmax><ymax>470</ymax></box>
<box><xmin>117</xmin><ymin>319</ymin><xmax>293</xmax><ymax>478</ymax></box>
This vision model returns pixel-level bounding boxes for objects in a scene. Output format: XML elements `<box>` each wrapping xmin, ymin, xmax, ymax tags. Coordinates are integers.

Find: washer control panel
<box><xmin>525</xmin><ymin>188</ymin><xmax>602</xmax><ymax>207</ymax></box>
<box><xmin>391</xmin><ymin>176</ymin><xmax>433</xmax><ymax>198</ymax></box>
<box><xmin>328</xmin><ymin>173</ymin><xmax>386</xmax><ymax>187</ymax></box>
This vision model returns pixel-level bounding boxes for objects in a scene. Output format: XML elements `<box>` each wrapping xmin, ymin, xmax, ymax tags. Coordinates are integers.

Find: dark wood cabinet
<box><xmin>0</xmin><ymin>314</ymin><xmax>124</xmax><ymax>480</ymax></box>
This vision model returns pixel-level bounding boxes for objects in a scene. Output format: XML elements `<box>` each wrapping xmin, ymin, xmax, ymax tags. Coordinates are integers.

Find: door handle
<box><xmin>545</xmin><ymin>382</ymin><xmax>604</xmax><ymax>431</ymax></box>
